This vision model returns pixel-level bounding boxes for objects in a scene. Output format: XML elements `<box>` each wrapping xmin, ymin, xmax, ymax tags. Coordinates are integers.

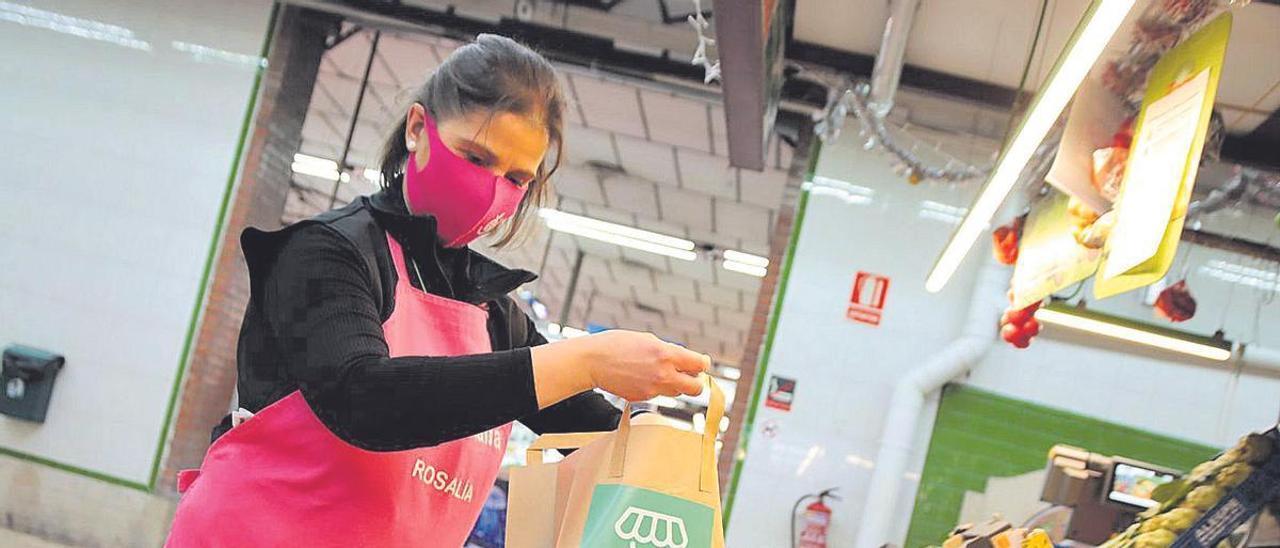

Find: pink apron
<box><xmin>165</xmin><ymin>233</ymin><xmax>512</xmax><ymax>547</ymax></box>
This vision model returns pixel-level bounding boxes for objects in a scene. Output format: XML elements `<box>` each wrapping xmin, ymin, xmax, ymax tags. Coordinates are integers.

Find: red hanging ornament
<box><xmin>1154</xmin><ymin>280</ymin><xmax>1197</xmax><ymax>322</ymax></box>
<box><xmin>991</xmin><ymin>216</ymin><xmax>1025</xmax><ymax>266</ymax></box>
<box><xmin>999</xmin><ymin>300</ymin><xmax>1042</xmax><ymax>350</ymax></box>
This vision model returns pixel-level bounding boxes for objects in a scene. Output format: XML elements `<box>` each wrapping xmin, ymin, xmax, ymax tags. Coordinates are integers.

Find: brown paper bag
<box><xmin>506</xmin><ymin>432</ymin><xmax>606</xmax><ymax>547</ymax></box>
<box><xmin>507</xmin><ymin>376</ymin><xmax>726</xmax><ymax>548</ymax></box>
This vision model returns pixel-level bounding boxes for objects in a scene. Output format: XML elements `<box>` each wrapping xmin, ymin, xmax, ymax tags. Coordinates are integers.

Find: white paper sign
<box><xmin>1102</xmin><ymin>68</ymin><xmax>1209</xmax><ymax>280</ymax></box>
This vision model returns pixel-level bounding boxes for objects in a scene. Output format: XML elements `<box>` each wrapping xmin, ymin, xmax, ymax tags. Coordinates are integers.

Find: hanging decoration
<box><xmin>686</xmin><ymin>0</ymin><xmax>720</xmax><ymax>84</ymax></box>
<box><xmin>992</xmin><ymin>216</ymin><xmax>1025</xmax><ymax>266</ymax></box>
<box><xmin>999</xmin><ymin>300</ymin><xmax>1043</xmax><ymax>349</ymax></box>
<box><xmin>1154</xmin><ymin>279</ymin><xmax>1199</xmax><ymax>322</ymax></box>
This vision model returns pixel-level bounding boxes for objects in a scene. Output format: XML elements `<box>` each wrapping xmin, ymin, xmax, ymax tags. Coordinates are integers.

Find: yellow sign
<box><xmin>1010</xmin><ymin>192</ymin><xmax>1102</xmax><ymax>309</ymax></box>
<box><xmin>1094</xmin><ymin>13</ymin><xmax>1232</xmax><ymax>299</ymax></box>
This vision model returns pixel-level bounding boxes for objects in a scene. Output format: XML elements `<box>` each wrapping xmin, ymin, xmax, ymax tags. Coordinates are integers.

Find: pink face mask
<box><xmin>403</xmin><ymin>111</ymin><xmax>529</xmax><ymax>248</ymax></box>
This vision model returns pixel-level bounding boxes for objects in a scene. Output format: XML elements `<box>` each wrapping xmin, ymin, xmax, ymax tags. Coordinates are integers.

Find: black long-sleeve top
<box><xmin>212</xmin><ymin>189</ymin><xmax>621</xmax><ymax>450</ymax></box>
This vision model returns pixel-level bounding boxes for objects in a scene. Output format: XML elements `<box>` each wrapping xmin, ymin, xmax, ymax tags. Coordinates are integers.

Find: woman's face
<box><xmin>403</xmin><ymin>103</ymin><xmax>549</xmax><ymax>189</ymax></box>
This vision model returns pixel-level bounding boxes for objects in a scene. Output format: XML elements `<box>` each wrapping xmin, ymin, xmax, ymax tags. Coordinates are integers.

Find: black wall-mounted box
<box><xmin>1</xmin><ymin>344</ymin><xmax>65</xmax><ymax>423</ymax></box>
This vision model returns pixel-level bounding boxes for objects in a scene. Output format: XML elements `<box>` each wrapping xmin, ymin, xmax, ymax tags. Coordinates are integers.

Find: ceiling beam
<box><xmin>711</xmin><ymin>0</ymin><xmax>768</xmax><ymax>171</ymax></box>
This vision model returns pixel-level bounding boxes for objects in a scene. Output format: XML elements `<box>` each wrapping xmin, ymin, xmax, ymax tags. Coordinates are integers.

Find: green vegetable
<box><xmin>1135</xmin><ymin>529</ymin><xmax>1176</xmax><ymax>548</ymax></box>
<box><xmin>1215</xmin><ymin>463</ymin><xmax>1253</xmax><ymax>488</ymax></box>
<box><xmin>1183</xmin><ymin>485</ymin><xmax>1226</xmax><ymax>511</ymax></box>
<box><xmin>1161</xmin><ymin>508</ymin><xmax>1200</xmax><ymax>533</ymax></box>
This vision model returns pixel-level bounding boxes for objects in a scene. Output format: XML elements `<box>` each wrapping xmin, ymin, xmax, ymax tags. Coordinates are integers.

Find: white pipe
<box><xmin>1241</xmin><ymin>344</ymin><xmax>1280</xmax><ymax>374</ymax></box>
<box><xmin>853</xmin><ymin>261</ymin><xmax>1009</xmax><ymax>548</ymax></box>
<box><xmin>868</xmin><ymin>0</ymin><xmax>922</xmax><ymax>117</ymax></box>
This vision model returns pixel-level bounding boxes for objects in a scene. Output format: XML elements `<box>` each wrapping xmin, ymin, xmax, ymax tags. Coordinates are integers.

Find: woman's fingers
<box><xmin>668</xmin><ymin>344</ymin><xmax>712</xmax><ymax>375</ymax></box>
<box><xmin>668</xmin><ymin>370</ymin><xmax>704</xmax><ymax>396</ymax></box>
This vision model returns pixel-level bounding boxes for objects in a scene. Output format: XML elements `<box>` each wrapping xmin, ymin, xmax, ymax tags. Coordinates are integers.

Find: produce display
<box><xmin>1100</xmin><ymin>431</ymin><xmax>1280</xmax><ymax>548</ymax></box>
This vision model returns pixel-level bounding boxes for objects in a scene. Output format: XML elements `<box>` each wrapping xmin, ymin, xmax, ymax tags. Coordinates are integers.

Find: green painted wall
<box><xmin>904</xmin><ymin>384</ymin><xmax>1220</xmax><ymax>547</ymax></box>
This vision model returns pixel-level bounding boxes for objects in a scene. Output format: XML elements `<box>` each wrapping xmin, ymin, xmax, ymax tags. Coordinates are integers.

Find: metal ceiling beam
<box><xmin>711</xmin><ymin>0</ymin><xmax>775</xmax><ymax>171</ymax></box>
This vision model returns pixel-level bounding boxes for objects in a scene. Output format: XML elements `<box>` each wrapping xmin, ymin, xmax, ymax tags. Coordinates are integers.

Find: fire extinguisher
<box><xmin>792</xmin><ymin>487</ymin><xmax>840</xmax><ymax>548</ymax></box>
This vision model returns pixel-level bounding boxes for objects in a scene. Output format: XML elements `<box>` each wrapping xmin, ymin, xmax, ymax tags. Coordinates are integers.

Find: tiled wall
<box><xmin>905</xmin><ymin>384</ymin><xmax>1220</xmax><ymax>547</ymax></box>
<box><xmin>0</xmin><ymin>0</ymin><xmax>273</xmax><ymax>487</ymax></box>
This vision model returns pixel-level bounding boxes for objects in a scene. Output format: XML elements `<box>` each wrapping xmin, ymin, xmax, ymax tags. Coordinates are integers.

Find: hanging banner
<box><xmin>1046</xmin><ymin>74</ymin><xmax>1131</xmax><ymax>214</ymax></box>
<box><xmin>1009</xmin><ymin>192</ymin><xmax>1102</xmax><ymax>309</ymax></box>
<box><xmin>1094</xmin><ymin>13</ymin><xmax>1232</xmax><ymax>299</ymax></box>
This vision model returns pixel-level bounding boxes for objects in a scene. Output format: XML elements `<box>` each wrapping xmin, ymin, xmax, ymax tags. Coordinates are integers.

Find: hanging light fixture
<box><xmin>925</xmin><ymin>0</ymin><xmax>1136</xmax><ymax>293</ymax></box>
<box><xmin>1034</xmin><ymin>301</ymin><xmax>1232</xmax><ymax>361</ymax></box>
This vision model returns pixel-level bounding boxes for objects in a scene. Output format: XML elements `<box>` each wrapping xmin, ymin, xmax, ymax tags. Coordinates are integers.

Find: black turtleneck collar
<box><xmin>366</xmin><ymin>189</ymin><xmax>536</xmax><ymax>304</ymax></box>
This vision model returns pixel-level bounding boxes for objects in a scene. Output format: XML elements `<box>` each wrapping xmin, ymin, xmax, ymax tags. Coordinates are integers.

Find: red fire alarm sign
<box><xmin>847</xmin><ymin>271</ymin><xmax>890</xmax><ymax>326</ymax></box>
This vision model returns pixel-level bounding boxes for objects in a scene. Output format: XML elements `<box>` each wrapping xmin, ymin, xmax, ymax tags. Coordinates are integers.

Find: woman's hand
<box><xmin>529</xmin><ymin>330</ymin><xmax>710</xmax><ymax>409</ymax></box>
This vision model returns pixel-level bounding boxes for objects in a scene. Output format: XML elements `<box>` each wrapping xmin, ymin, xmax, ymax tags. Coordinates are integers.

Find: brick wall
<box><xmin>718</xmin><ymin>131</ymin><xmax>813</xmax><ymax>490</ymax></box>
<box><xmin>157</xmin><ymin>6</ymin><xmax>337</xmax><ymax>495</ymax></box>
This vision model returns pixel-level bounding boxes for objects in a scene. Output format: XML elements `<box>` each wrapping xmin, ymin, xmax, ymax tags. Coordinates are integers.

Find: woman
<box><xmin>165</xmin><ymin>34</ymin><xmax>710</xmax><ymax>547</ymax></box>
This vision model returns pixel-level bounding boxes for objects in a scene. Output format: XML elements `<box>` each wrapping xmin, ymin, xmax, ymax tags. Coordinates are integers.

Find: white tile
<box><xmin>658</xmin><ymin>186</ymin><xmax>714</xmax><ymax>231</ymax></box>
<box><xmin>558</xmin><ymin>72</ymin><xmax>585</xmax><ymax>127</ymax></box>
<box><xmin>716</xmin><ymin>308</ymin><xmax>753</xmax><ymax>330</ymax></box>
<box><xmin>601</xmin><ymin>175</ymin><xmax>660</xmax><ymax>217</ymax></box>
<box><xmin>676</xmin><ymin>148</ymin><xmax>737</xmax><ymax>199</ymax></box>
<box><xmin>697</xmin><ymin>282</ymin><xmax>741</xmax><ymax>309</ymax></box>
<box><xmin>717</xmin><ymin>267</ymin><xmax>763</xmax><ymax>293</ymax></box>
<box><xmin>565</xmin><ymin>124</ymin><xmax>619</xmax><ymax>166</ymax></box>
<box><xmin>640</xmin><ymin>90</ymin><xmax>712</xmax><ymax>152</ymax></box>
<box><xmin>634</xmin><ymin>291</ymin><xmax>677</xmax><ymax>313</ymax></box>
<box><xmin>552</xmin><ymin>164</ymin><xmax>605</xmax><ymax>205</ymax></box>
<box><xmin>703</xmin><ymin>322</ymin><xmax>743</xmax><ymax>345</ymax></box>
<box><xmin>615</xmin><ymin>134</ymin><xmax>679</xmax><ymax>186</ymax></box>
<box><xmin>709</xmin><ymin>105</ymin><xmax>730</xmax><ymax>157</ymax></box>
<box><xmin>626</xmin><ymin>303</ymin><xmax>666</xmax><ymax>325</ymax></box>
<box><xmin>591</xmin><ymin>275</ymin><xmax>633</xmax><ymax>300</ymax></box>
<box><xmin>676</xmin><ymin>298</ymin><xmax>717</xmax><ymax>322</ymax></box>
<box><xmin>583</xmin><ymin>203</ymin><xmax>636</xmax><ymax>225</ymax></box>
<box><xmin>554</xmin><ymin>197</ymin><xmax>587</xmax><ymax>215</ymax></box>
<box><xmin>739</xmin><ymin>167</ymin><xmax>790</xmax><ymax>209</ymax></box>
<box><xmin>572</xmin><ymin>76</ymin><xmax>647</xmax><ymax>138</ymax></box>
<box><xmin>612</xmin><ymin>260</ymin><xmax>655</xmax><ymax>291</ymax></box>
<box><xmin>687</xmin><ymin>227</ymin><xmax>741</xmax><ymax>252</ymax></box>
<box><xmin>682</xmin><ymin>334</ymin><xmax>723</xmax><ymax>357</ymax></box>
<box><xmin>620</xmin><ymin>246</ymin><xmax>671</xmax><ymax>272</ymax></box>
<box><xmin>666</xmin><ymin>315</ymin><xmax>704</xmax><ymax>335</ymax></box>
<box><xmin>738</xmin><ymin>239</ymin><xmax>772</xmax><ymax>257</ymax></box>
<box><xmin>570</xmin><ymin>234</ymin><xmax>622</xmax><ymax>261</ymax></box>
<box><xmin>634</xmin><ymin>216</ymin><xmax>690</xmax><ymax>238</ymax></box>
<box><xmin>715</xmin><ymin>200</ymin><xmax>772</xmax><ymax>245</ymax></box>
<box><xmin>666</xmin><ymin>254</ymin><xmax>718</xmax><ymax>283</ymax></box>
<box><xmin>654</xmin><ymin>272</ymin><xmax>699</xmax><ymax>300</ymax></box>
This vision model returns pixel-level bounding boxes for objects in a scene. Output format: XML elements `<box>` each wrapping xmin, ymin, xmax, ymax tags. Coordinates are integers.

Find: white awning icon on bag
<box><xmin>613</xmin><ymin>506</ymin><xmax>688</xmax><ymax>548</ymax></box>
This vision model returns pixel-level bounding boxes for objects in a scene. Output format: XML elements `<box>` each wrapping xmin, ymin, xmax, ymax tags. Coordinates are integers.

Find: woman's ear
<box><xmin>405</xmin><ymin>103</ymin><xmax>427</xmax><ymax>151</ymax></box>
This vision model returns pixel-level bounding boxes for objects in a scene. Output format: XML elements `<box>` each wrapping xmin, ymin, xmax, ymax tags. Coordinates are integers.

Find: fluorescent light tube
<box><xmin>723</xmin><ymin>249</ymin><xmax>769</xmax><ymax>268</ymax></box>
<box><xmin>722</xmin><ymin>259</ymin><xmax>768</xmax><ymax>277</ymax></box>
<box><xmin>539</xmin><ymin>209</ymin><xmax>698</xmax><ymax>261</ymax></box>
<box><xmin>292</xmin><ymin>153</ymin><xmax>349</xmax><ymax>182</ymax></box>
<box><xmin>1035</xmin><ymin>306</ymin><xmax>1232</xmax><ymax>362</ymax></box>
<box><xmin>925</xmin><ymin>0</ymin><xmax>1135</xmax><ymax>293</ymax></box>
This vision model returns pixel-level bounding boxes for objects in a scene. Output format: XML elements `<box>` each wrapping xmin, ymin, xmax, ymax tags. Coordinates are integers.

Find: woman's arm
<box><xmin>259</xmin><ymin>225</ymin><xmax>709</xmax><ymax>451</ymax></box>
<box><xmin>516</xmin><ymin>319</ymin><xmax>622</xmax><ymax>435</ymax></box>
<box><xmin>260</xmin><ymin>225</ymin><xmax>542</xmax><ymax>451</ymax></box>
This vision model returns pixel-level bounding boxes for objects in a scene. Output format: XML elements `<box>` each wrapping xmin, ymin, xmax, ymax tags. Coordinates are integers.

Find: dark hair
<box><xmin>377</xmin><ymin>33</ymin><xmax>565</xmax><ymax>248</ymax></box>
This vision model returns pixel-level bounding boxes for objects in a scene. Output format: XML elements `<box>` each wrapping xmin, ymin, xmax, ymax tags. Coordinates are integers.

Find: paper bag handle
<box><xmin>609</xmin><ymin>374</ymin><xmax>725</xmax><ymax>493</ymax></box>
<box><xmin>525</xmin><ymin>432</ymin><xmax>608</xmax><ymax>465</ymax></box>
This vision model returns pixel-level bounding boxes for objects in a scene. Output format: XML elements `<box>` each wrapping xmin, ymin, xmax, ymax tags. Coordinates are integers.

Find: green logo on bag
<box><xmin>582</xmin><ymin>484</ymin><xmax>712</xmax><ymax>548</ymax></box>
